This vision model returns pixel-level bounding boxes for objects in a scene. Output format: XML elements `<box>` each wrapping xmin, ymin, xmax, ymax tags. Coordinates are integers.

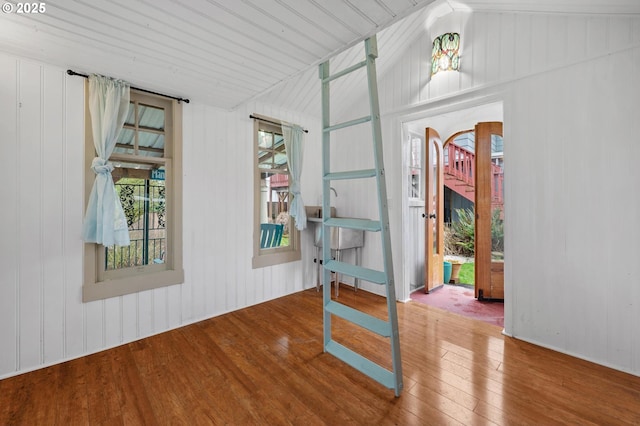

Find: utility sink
<box><xmin>313</xmin><ymin>220</ymin><xmax>364</xmax><ymax>250</ymax></box>
<box><xmin>304</xmin><ymin>205</ymin><xmax>365</xmax><ymax>250</ymax></box>
<box><xmin>306</xmin><ymin>206</ymin><xmax>366</xmax><ymax>296</ymax></box>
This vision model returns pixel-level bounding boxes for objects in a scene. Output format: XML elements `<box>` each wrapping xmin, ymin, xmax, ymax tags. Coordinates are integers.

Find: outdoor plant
<box><xmin>445</xmin><ymin>207</ymin><xmax>504</xmax><ymax>258</ymax></box>
<box><xmin>491</xmin><ymin>207</ymin><xmax>504</xmax><ymax>253</ymax></box>
<box><xmin>450</xmin><ymin>208</ymin><xmax>475</xmax><ymax>257</ymax></box>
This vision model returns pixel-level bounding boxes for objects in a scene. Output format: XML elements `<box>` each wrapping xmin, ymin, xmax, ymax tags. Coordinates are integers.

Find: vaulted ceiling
<box><xmin>0</xmin><ymin>0</ymin><xmax>438</xmax><ymax>108</ymax></box>
<box><xmin>1</xmin><ymin>0</ymin><xmax>639</xmax><ymax>110</ymax></box>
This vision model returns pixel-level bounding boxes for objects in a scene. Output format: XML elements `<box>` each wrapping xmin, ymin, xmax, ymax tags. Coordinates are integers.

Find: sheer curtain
<box><xmin>82</xmin><ymin>74</ymin><xmax>131</xmax><ymax>247</ymax></box>
<box><xmin>282</xmin><ymin>123</ymin><xmax>307</xmax><ymax>230</ymax></box>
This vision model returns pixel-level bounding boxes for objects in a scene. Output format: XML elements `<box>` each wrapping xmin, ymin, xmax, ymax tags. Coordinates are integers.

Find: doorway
<box><xmin>402</xmin><ymin>102</ymin><xmax>505</xmax><ymax>325</ymax></box>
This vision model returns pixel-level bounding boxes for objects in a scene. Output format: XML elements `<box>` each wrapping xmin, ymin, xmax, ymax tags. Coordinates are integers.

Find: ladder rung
<box><xmin>325</xmin><ymin>301</ymin><xmax>391</xmax><ymax>337</ymax></box>
<box><xmin>322</xmin><ymin>60</ymin><xmax>367</xmax><ymax>83</ymax></box>
<box><xmin>325</xmin><ymin>340</ymin><xmax>395</xmax><ymax>389</ymax></box>
<box><xmin>324</xmin><ymin>169</ymin><xmax>377</xmax><ymax>181</ymax></box>
<box><xmin>323</xmin><ymin>115</ymin><xmax>371</xmax><ymax>133</ymax></box>
<box><xmin>324</xmin><ymin>260</ymin><xmax>387</xmax><ymax>284</ymax></box>
<box><xmin>325</xmin><ymin>217</ymin><xmax>381</xmax><ymax>232</ymax></box>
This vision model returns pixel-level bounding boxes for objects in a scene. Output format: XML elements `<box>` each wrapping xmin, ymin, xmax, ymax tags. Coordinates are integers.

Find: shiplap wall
<box><xmin>406</xmin><ymin>204</ymin><xmax>426</xmax><ymax>292</ymax></box>
<box><xmin>326</xmin><ymin>10</ymin><xmax>640</xmax><ymax>375</ymax></box>
<box><xmin>0</xmin><ymin>54</ymin><xmax>322</xmax><ymax>378</ymax></box>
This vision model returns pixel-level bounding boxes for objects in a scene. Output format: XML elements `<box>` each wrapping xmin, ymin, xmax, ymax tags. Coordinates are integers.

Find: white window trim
<box><xmin>83</xmin><ymin>88</ymin><xmax>184</xmax><ymax>302</ymax></box>
<box><xmin>251</xmin><ymin>114</ymin><xmax>301</xmax><ymax>269</ymax></box>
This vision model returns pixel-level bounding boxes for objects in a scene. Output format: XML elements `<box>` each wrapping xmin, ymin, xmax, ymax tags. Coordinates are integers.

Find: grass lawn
<box><xmin>458</xmin><ymin>263</ymin><xmax>475</xmax><ymax>285</ymax></box>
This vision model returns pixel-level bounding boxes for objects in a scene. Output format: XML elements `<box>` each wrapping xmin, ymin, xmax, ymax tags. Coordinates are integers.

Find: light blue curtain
<box><xmin>282</xmin><ymin>122</ymin><xmax>307</xmax><ymax>230</ymax></box>
<box><xmin>82</xmin><ymin>74</ymin><xmax>131</xmax><ymax>247</ymax></box>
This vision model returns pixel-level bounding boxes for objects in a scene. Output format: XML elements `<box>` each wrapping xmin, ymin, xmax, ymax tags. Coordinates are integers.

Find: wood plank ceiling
<box><xmin>1</xmin><ymin>0</ymin><xmax>639</xmax><ymax>109</ymax></box>
<box><xmin>0</xmin><ymin>0</ymin><xmax>437</xmax><ymax>108</ymax></box>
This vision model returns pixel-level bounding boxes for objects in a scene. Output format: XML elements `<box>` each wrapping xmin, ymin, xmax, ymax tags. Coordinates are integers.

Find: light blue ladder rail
<box><xmin>318</xmin><ymin>35</ymin><xmax>403</xmax><ymax>397</ymax></box>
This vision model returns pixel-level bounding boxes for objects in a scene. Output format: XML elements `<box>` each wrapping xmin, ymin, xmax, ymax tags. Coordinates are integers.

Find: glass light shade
<box><xmin>431</xmin><ymin>33</ymin><xmax>460</xmax><ymax>76</ymax></box>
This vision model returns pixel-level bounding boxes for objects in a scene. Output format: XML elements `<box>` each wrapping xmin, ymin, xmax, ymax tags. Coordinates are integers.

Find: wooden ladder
<box><xmin>318</xmin><ymin>35</ymin><xmax>403</xmax><ymax>396</ymax></box>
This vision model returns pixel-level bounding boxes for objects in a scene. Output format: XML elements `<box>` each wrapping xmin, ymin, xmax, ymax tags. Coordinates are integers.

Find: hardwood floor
<box><xmin>1</xmin><ymin>286</ymin><xmax>639</xmax><ymax>425</ymax></box>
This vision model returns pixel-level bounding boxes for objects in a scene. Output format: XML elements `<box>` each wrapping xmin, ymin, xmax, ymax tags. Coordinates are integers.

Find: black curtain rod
<box><xmin>249</xmin><ymin>114</ymin><xmax>308</xmax><ymax>133</ymax></box>
<box><xmin>66</xmin><ymin>70</ymin><xmax>190</xmax><ymax>104</ymax></box>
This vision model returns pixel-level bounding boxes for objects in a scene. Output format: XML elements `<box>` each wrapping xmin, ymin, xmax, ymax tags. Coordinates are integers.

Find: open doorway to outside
<box><xmin>402</xmin><ymin>102</ymin><xmax>505</xmax><ymax>327</ymax></box>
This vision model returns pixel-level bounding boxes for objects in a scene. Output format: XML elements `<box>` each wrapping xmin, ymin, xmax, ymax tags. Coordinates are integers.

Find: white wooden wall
<box><xmin>0</xmin><ymin>54</ymin><xmax>322</xmax><ymax>378</ymax></box>
<box><xmin>327</xmin><ymin>10</ymin><xmax>640</xmax><ymax>375</ymax></box>
<box><xmin>406</xmin><ymin>204</ymin><xmax>426</xmax><ymax>292</ymax></box>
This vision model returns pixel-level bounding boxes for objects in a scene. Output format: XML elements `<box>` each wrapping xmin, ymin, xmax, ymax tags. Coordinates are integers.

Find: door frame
<box><xmin>400</xmin><ymin>98</ymin><xmax>506</xmax><ymax>313</ymax></box>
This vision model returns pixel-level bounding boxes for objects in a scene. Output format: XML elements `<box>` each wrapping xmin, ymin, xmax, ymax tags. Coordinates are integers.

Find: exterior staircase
<box><xmin>444</xmin><ymin>143</ymin><xmax>504</xmax><ymax>212</ymax></box>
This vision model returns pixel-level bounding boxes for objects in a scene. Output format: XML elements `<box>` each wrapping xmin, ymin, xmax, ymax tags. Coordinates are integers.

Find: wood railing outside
<box><xmin>444</xmin><ymin>143</ymin><xmax>503</xmax><ymax>205</ymax></box>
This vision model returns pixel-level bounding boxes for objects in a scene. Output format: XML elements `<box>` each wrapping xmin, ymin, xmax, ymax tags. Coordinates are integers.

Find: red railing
<box><xmin>445</xmin><ymin>143</ymin><xmax>474</xmax><ymax>186</ymax></box>
<box><xmin>269</xmin><ymin>173</ymin><xmax>289</xmax><ymax>188</ymax></box>
<box><xmin>444</xmin><ymin>143</ymin><xmax>503</xmax><ymax>205</ymax></box>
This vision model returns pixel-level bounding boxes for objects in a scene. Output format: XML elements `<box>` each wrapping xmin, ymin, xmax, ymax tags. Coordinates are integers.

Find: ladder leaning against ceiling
<box><xmin>318</xmin><ymin>35</ymin><xmax>403</xmax><ymax>397</ymax></box>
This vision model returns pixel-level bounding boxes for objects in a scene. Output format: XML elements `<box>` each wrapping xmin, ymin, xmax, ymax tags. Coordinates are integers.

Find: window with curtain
<box><xmin>252</xmin><ymin>115</ymin><xmax>301</xmax><ymax>269</ymax></box>
<box><xmin>83</xmin><ymin>90</ymin><xmax>184</xmax><ymax>301</ymax></box>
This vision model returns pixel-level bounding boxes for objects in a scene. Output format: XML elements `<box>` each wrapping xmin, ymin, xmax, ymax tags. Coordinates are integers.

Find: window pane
<box><xmin>138</xmin><ymin>131</ymin><xmax>165</xmax><ymax>157</ymax></box>
<box><xmin>124</xmin><ymin>102</ymin><xmax>135</xmax><ymax>126</ymax></box>
<box><xmin>258</xmin><ymin>131</ymin><xmax>273</xmax><ymax>149</ymax></box>
<box><xmin>430</xmin><ymin>141</ymin><xmax>438</xmax><ymax>254</ymax></box>
<box><xmin>259</xmin><ymin>151</ymin><xmax>273</xmax><ymax>169</ymax></box>
<box><xmin>138</xmin><ymin>104</ymin><xmax>165</xmax><ymax>131</ymax></box>
<box><xmin>408</xmin><ymin>135</ymin><xmax>422</xmax><ymax>199</ymax></box>
<box><xmin>260</xmin><ymin>173</ymin><xmax>290</xmax><ymax>249</ymax></box>
<box><xmin>273</xmin><ymin>152</ymin><xmax>288</xmax><ymax>168</ymax></box>
<box><xmin>105</xmin><ymin>172</ymin><xmax>167</xmax><ymax>270</ymax></box>
<box><xmin>409</xmin><ymin>174</ymin><xmax>419</xmax><ymax>198</ymax></box>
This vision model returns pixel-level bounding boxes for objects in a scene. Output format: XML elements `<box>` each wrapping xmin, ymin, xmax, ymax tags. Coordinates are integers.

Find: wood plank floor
<box><xmin>1</xmin><ymin>286</ymin><xmax>639</xmax><ymax>425</ymax></box>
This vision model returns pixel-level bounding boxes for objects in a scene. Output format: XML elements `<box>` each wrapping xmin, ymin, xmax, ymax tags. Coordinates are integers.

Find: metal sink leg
<box><xmin>335</xmin><ymin>249</ymin><xmax>341</xmax><ymax>297</ymax></box>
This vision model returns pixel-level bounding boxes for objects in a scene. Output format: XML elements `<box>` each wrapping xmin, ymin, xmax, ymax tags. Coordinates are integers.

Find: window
<box><xmin>408</xmin><ymin>132</ymin><xmax>424</xmax><ymax>201</ymax></box>
<box><xmin>252</xmin><ymin>114</ymin><xmax>301</xmax><ymax>268</ymax></box>
<box><xmin>83</xmin><ymin>90</ymin><xmax>184</xmax><ymax>301</ymax></box>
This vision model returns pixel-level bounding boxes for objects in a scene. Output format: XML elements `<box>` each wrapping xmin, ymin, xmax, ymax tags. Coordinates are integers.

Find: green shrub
<box><xmin>450</xmin><ymin>208</ymin><xmax>475</xmax><ymax>256</ymax></box>
<box><xmin>445</xmin><ymin>207</ymin><xmax>504</xmax><ymax>258</ymax></box>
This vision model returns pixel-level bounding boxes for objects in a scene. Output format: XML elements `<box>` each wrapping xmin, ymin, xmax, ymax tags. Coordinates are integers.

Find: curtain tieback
<box><xmin>290</xmin><ymin>182</ymin><xmax>301</xmax><ymax>194</ymax></box>
<box><xmin>91</xmin><ymin>157</ymin><xmax>114</xmax><ymax>174</ymax></box>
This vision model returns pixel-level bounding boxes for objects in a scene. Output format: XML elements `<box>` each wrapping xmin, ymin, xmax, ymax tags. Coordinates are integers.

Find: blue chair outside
<box><xmin>260</xmin><ymin>223</ymin><xmax>284</xmax><ymax>248</ymax></box>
